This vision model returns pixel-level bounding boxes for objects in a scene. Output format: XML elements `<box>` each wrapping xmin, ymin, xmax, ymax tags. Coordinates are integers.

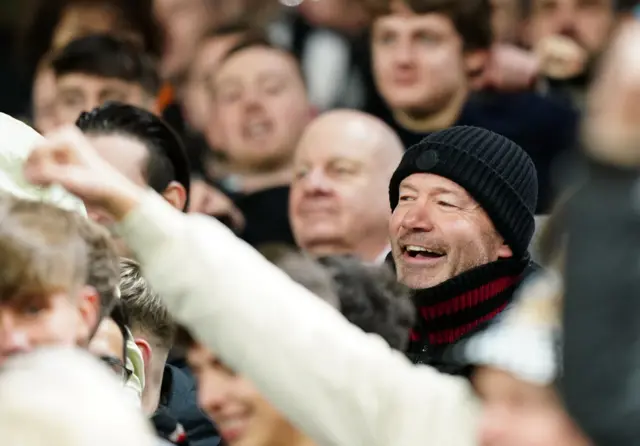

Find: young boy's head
<box><xmin>0</xmin><ymin>194</ymin><xmax>118</xmax><ymax>365</ymax></box>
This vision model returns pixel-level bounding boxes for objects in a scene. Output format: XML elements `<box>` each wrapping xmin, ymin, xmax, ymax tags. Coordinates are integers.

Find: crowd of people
<box><xmin>0</xmin><ymin>0</ymin><xmax>639</xmax><ymax>444</ymax></box>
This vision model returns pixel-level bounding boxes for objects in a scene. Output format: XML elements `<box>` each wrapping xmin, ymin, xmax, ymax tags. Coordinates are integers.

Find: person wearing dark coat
<box><xmin>561</xmin><ymin>21</ymin><xmax>640</xmax><ymax>446</ymax></box>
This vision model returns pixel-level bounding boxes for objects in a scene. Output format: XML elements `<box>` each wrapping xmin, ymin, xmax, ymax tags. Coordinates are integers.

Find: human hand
<box><xmin>535</xmin><ymin>35</ymin><xmax>588</xmax><ymax>80</ymax></box>
<box><xmin>475</xmin><ymin>44</ymin><xmax>539</xmax><ymax>91</ymax></box>
<box><xmin>188</xmin><ymin>179</ymin><xmax>245</xmax><ymax>233</ymax></box>
<box><xmin>23</xmin><ymin>126</ymin><xmax>145</xmax><ymax>220</ymax></box>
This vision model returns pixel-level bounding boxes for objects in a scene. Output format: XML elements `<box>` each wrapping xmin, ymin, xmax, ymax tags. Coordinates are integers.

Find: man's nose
<box><xmin>197</xmin><ymin>374</ymin><xmax>232</xmax><ymax>416</ymax></box>
<box><xmin>399</xmin><ymin>202</ymin><xmax>435</xmax><ymax>232</ymax></box>
<box><xmin>394</xmin><ymin>40</ymin><xmax>415</xmax><ymax>66</ymax></box>
<box><xmin>301</xmin><ymin>169</ymin><xmax>332</xmax><ymax>195</ymax></box>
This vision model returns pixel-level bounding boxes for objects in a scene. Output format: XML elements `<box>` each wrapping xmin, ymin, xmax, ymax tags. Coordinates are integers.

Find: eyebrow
<box><xmin>399</xmin><ymin>183</ymin><xmax>419</xmax><ymax>193</ymax></box>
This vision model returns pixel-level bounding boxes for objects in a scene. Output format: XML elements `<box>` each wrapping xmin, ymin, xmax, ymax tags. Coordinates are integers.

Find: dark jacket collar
<box><xmin>406</xmin><ymin>257</ymin><xmax>537</xmax><ymax>375</ymax></box>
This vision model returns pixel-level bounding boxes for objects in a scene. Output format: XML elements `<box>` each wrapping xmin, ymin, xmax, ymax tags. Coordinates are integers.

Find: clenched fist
<box><xmin>535</xmin><ymin>35</ymin><xmax>588</xmax><ymax>80</ymax></box>
<box><xmin>24</xmin><ymin>126</ymin><xmax>145</xmax><ymax>220</ymax></box>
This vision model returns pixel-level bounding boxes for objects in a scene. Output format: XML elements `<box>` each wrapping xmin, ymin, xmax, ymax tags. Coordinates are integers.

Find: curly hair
<box><xmin>318</xmin><ymin>256</ymin><xmax>415</xmax><ymax>351</ymax></box>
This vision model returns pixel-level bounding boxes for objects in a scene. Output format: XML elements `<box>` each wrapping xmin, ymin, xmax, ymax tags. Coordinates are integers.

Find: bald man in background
<box><xmin>289</xmin><ymin>110</ymin><xmax>404</xmax><ymax>263</ymax></box>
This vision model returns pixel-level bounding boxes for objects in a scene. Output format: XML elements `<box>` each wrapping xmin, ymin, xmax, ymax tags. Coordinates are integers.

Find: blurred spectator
<box><xmin>289</xmin><ymin>109</ymin><xmax>403</xmax><ymax>262</ymax></box>
<box><xmin>0</xmin><ymin>348</ymin><xmax>156</xmax><ymax>446</ymax></box>
<box><xmin>183</xmin><ymin>22</ymin><xmax>252</xmax><ymax>134</ymax></box>
<box><xmin>211</xmin><ymin>37</ymin><xmax>312</xmax><ymax>246</ymax></box>
<box><xmin>0</xmin><ymin>195</ymin><xmax>112</xmax><ymax>364</ymax></box>
<box><xmin>370</xmin><ymin>0</ymin><xmax>578</xmax><ymax>212</ymax></box>
<box><xmin>153</xmin><ymin>0</ymin><xmax>219</xmax><ymax>84</ymax></box>
<box><xmin>559</xmin><ymin>20</ymin><xmax>640</xmax><ymax>445</ymax></box>
<box><xmin>269</xmin><ymin>0</ymin><xmax>376</xmax><ymax>112</ymax></box>
<box><xmin>31</xmin><ymin>56</ymin><xmax>60</xmax><ymax>134</ymax></box>
<box><xmin>119</xmin><ymin>258</ymin><xmax>220</xmax><ymax>446</ymax></box>
<box><xmin>76</xmin><ymin>102</ymin><xmax>190</xmax><ymax>237</ymax></box>
<box><xmin>51</xmin><ymin>35</ymin><xmax>161</xmax><ymax>126</ymax></box>
<box><xmin>153</xmin><ymin>0</ymin><xmax>278</xmax><ymax>85</ymax></box>
<box><xmin>523</xmin><ymin>0</ymin><xmax>619</xmax><ymax>107</ymax></box>
<box><xmin>22</xmin><ymin>0</ymin><xmax>162</xmax><ymax>79</ymax></box>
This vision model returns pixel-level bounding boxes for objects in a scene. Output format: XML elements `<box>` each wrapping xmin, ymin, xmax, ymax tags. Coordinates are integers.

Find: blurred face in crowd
<box><xmin>154</xmin><ymin>0</ymin><xmax>228</xmax><ymax>82</ymax></box>
<box><xmin>188</xmin><ymin>343</ymin><xmax>306</xmax><ymax>446</ymax></box>
<box><xmin>0</xmin><ymin>201</ymin><xmax>101</xmax><ymax>366</ymax></box>
<box><xmin>212</xmin><ymin>46</ymin><xmax>311</xmax><ymax>171</ymax></box>
<box><xmin>390</xmin><ymin>173</ymin><xmax>511</xmax><ymax>289</ymax></box>
<box><xmin>372</xmin><ymin>4</ymin><xmax>469</xmax><ymax>116</ymax></box>
<box><xmin>290</xmin><ymin>111</ymin><xmax>402</xmax><ymax>261</ymax></box>
<box><xmin>0</xmin><ymin>291</ymin><xmax>99</xmax><ymax>366</ymax></box>
<box><xmin>526</xmin><ymin>0</ymin><xmax>616</xmax><ymax>60</ymax></box>
<box><xmin>184</xmin><ymin>32</ymin><xmax>244</xmax><ymax>133</ymax></box>
<box><xmin>89</xmin><ymin>317</ymin><xmax>128</xmax><ymax>382</ymax></box>
<box><xmin>476</xmin><ymin>367</ymin><xmax>592</xmax><ymax>446</ymax></box>
<box><xmin>32</xmin><ymin>67</ymin><xmax>59</xmax><ymax>134</ymax></box>
<box><xmin>56</xmin><ymin>75</ymin><xmax>154</xmax><ymax>127</ymax></box>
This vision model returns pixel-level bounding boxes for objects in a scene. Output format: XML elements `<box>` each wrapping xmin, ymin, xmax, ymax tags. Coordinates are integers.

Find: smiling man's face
<box><xmin>389</xmin><ymin>173</ymin><xmax>511</xmax><ymax>289</ymax></box>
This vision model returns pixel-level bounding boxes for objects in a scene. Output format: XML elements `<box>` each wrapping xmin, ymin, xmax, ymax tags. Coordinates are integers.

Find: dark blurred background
<box><xmin>0</xmin><ymin>0</ymin><xmax>32</xmax><ymax>117</ymax></box>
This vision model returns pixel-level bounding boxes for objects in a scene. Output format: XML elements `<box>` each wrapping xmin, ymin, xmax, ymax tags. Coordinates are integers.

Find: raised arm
<box><xmin>23</xmin><ymin>125</ymin><xmax>477</xmax><ymax>446</ymax></box>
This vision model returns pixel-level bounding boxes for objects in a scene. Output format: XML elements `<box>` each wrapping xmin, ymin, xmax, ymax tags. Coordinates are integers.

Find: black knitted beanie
<box><xmin>389</xmin><ymin>126</ymin><xmax>538</xmax><ymax>258</ymax></box>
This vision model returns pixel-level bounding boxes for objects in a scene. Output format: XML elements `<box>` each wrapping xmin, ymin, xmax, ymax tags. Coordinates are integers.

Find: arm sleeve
<box><xmin>115</xmin><ymin>191</ymin><xmax>478</xmax><ymax>446</ymax></box>
<box><xmin>562</xmin><ymin>158</ymin><xmax>640</xmax><ymax>446</ymax></box>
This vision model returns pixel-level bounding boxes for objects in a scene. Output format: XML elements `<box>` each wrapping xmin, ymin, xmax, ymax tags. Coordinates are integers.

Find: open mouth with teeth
<box><xmin>402</xmin><ymin>245</ymin><xmax>446</xmax><ymax>260</ymax></box>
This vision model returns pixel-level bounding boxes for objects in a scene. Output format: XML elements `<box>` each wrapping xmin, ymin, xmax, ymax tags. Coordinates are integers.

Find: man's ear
<box><xmin>162</xmin><ymin>181</ymin><xmax>188</xmax><ymax>211</ymax></box>
<box><xmin>134</xmin><ymin>338</ymin><xmax>153</xmax><ymax>375</ymax></box>
<box><xmin>77</xmin><ymin>285</ymin><xmax>101</xmax><ymax>345</ymax></box>
<box><xmin>498</xmin><ymin>243</ymin><xmax>513</xmax><ymax>259</ymax></box>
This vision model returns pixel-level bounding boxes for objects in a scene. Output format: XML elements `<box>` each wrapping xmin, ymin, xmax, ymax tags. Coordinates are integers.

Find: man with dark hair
<box><xmin>51</xmin><ymin>34</ymin><xmax>161</xmax><ymax>126</ymax></box>
<box><xmin>370</xmin><ymin>0</ymin><xmax>578</xmax><ymax>212</ymax></box>
<box><xmin>75</xmin><ymin>102</ymin><xmax>190</xmax><ymax>224</ymax></box>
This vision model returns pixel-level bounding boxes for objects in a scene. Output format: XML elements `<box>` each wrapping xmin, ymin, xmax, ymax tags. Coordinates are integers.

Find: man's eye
<box><xmin>399</xmin><ymin>195</ymin><xmax>415</xmax><ymax>202</ymax></box>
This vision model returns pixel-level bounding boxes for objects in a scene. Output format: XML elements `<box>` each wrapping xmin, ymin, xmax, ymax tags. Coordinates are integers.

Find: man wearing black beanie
<box><xmin>388</xmin><ymin>125</ymin><xmax>539</xmax><ymax>376</ymax></box>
